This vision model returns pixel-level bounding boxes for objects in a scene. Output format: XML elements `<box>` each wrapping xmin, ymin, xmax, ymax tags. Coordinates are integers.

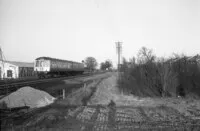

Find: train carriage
<box><xmin>34</xmin><ymin>57</ymin><xmax>84</xmax><ymax>78</ymax></box>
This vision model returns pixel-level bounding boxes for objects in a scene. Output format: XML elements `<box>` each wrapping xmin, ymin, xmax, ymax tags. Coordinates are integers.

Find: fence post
<box><xmin>63</xmin><ymin>89</ymin><xmax>65</xmax><ymax>99</ymax></box>
<box><xmin>84</xmin><ymin>83</ymin><xmax>86</xmax><ymax>96</ymax></box>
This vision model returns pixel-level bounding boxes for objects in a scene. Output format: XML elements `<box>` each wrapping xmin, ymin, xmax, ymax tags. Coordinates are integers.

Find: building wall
<box><xmin>18</xmin><ymin>67</ymin><xmax>35</xmax><ymax>78</ymax></box>
<box><xmin>0</xmin><ymin>61</ymin><xmax>37</xmax><ymax>79</ymax></box>
<box><xmin>0</xmin><ymin>61</ymin><xmax>18</xmax><ymax>79</ymax></box>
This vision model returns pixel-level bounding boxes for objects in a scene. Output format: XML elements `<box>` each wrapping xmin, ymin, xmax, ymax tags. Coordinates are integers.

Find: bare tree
<box><xmin>121</xmin><ymin>57</ymin><xmax>128</xmax><ymax>72</ymax></box>
<box><xmin>129</xmin><ymin>56</ymin><xmax>136</xmax><ymax>68</ymax></box>
<box><xmin>137</xmin><ymin>47</ymin><xmax>156</xmax><ymax>64</ymax></box>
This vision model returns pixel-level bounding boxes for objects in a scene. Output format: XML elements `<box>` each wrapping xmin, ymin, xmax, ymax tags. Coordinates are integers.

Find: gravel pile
<box><xmin>0</xmin><ymin>86</ymin><xmax>55</xmax><ymax>108</ymax></box>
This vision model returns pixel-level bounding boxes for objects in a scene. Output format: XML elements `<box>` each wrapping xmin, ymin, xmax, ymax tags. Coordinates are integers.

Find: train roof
<box><xmin>36</xmin><ymin>57</ymin><xmax>83</xmax><ymax>64</ymax></box>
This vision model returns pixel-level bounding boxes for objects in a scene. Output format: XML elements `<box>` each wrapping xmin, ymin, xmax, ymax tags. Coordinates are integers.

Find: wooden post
<box><xmin>84</xmin><ymin>83</ymin><xmax>86</xmax><ymax>96</ymax></box>
<box><xmin>63</xmin><ymin>89</ymin><xmax>65</xmax><ymax>99</ymax></box>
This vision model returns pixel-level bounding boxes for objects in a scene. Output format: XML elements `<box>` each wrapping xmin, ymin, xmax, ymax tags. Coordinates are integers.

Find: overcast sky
<box><xmin>0</xmin><ymin>0</ymin><xmax>200</xmax><ymax>67</ymax></box>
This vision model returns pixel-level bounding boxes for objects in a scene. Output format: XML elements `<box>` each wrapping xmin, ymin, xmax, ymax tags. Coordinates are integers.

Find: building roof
<box><xmin>6</xmin><ymin>61</ymin><xmax>34</xmax><ymax>67</ymax></box>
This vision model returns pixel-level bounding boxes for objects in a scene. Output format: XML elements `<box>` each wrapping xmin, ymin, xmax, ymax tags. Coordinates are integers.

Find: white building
<box><xmin>0</xmin><ymin>61</ymin><xmax>34</xmax><ymax>79</ymax></box>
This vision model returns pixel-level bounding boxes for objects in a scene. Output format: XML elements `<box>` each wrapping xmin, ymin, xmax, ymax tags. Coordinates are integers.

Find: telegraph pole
<box><xmin>0</xmin><ymin>46</ymin><xmax>5</xmax><ymax>80</ymax></box>
<box><xmin>0</xmin><ymin>46</ymin><xmax>7</xmax><ymax>79</ymax></box>
<box><xmin>115</xmin><ymin>41</ymin><xmax>122</xmax><ymax>71</ymax></box>
<box><xmin>115</xmin><ymin>42</ymin><xmax>122</xmax><ymax>90</ymax></box>
<box><xmin>0</xmin><ymin>47</ymin><xmax>3</xmax><ymax>61</ymax></box>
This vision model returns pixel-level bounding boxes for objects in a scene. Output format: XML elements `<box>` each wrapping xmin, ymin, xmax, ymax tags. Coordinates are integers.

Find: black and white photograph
<box><xmin>0</xmin><ymin>0</ymin><xmax>200</xmax><ymax>130</ymax></box>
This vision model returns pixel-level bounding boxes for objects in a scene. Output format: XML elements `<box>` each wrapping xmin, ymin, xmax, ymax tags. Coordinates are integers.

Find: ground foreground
<box><xmin>2</xmin><ymin>72</ymin><xmax>200</xmax><ymax>130</ymax></box>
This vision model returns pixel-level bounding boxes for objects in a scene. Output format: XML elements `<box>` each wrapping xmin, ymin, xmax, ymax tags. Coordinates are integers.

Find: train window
<box><xmin>36</xmin><ymin>61</ymin><xmax>40</xmax><ymax>67</ymax></box>
<box><xmin>44</xmin><ymin>61</ymin><xmax>47</xmax><ymax>67</ymax></box>
<box><xmin>40</xmin><ymin>60</ymin><xmax>47</xmax><ymax>67</ymax></box>
<box><xmin>39</xmin><ymin>61</ymin><xmax>42</xmax><ymax>67</ymax></box>
<box><xmin>43</xmin><ymin>61</ymin><xmax>48</xmax><ymax>67</ymax></box>
<box><xmin>42</xmin><ymin>61</ymin><xmax>46</xmax><ymax>67</ymax></box>
<box><xmin>0</xmin><ymin>67</ymin><xmax>1</xmax><ymax>79</ymax></box>
<box><xmin>60</xmin><ymin>61</ymin><xmax>63</xmax><ymax>68</ymax></box>
<box><xmin>66</xmin><ymin>62</ymin><xmax>68</xmax><ymax>68</ymax></box>
<box><xmin>51</xmin><ymin>61</ymin><xmax>55</xmax><ymax>67</ymax></box>
<box><xmin>40</xmin><ymin>61</ymin><xmax>43</xmax><ymax>67</ymax></box>
<box><xmin>58</xmin><ymin>62</ymin><xmax>61</xmax><ymax>68</ymax></box>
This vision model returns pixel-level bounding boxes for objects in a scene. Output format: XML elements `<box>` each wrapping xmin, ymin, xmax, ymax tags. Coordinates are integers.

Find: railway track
<box><xmin>0</xmin><ymin>72</ymin><xmax>102</xmax><ymax>96</ymax></box>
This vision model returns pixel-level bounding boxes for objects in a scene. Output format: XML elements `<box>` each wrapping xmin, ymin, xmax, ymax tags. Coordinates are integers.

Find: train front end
<box><xmin>34</xmin><ymin>57</ymin><xmax>50</xmax><ymax>78</ymax></box>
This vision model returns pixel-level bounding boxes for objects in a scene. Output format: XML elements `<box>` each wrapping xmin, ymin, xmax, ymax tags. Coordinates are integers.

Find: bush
<box><xmin>118</xmin><ymin>53</ymin><xmax>200</xmax><ymax>98</ymax></box>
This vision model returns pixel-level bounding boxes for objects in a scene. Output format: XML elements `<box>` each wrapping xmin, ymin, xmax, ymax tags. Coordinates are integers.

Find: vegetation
<box><xmin>119</xmin><ymin>47</ymin><xmax>200</xmax><ymax>98</ymax></box>
<box><xmin>84</xmin><ymin>57</ymin><xmax>98</xmax><ymax>71</ymax></box>
<box><xmin>100</xmin><ymin>60</ymin><xmax>113</xmax><ymax>70</ymax></box>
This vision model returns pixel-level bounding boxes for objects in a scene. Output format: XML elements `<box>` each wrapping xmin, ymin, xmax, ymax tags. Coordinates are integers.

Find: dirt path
<box><xmin>90</xmin><ymin>73</ymin><xmax>200</xmax><ymax>118</ymax></box>
<box><xmin>88</xmin><ymin>73</ymin><xmax>153</xmax><ymax>106</ymax></box>
<box><xmin>3</xmin><ymin>72</ymin><xmax>200</xmax><ymax>130</ymax></box>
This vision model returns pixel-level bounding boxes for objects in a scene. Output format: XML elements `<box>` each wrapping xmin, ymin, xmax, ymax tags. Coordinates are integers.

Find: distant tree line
<box><xmin>100</xmin><ymin>60</ymin><xmax>113</xmax><ymax>70</ymax></box>
<box><xmin>83</xmin><ymin>57</ymin><xmax>113</xmax><ymax>72</ymax></box>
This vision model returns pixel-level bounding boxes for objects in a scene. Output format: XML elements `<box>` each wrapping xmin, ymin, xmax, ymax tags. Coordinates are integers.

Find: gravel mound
<box><xmin>0</xmin><ymin>86</ymin><xmax>55</xmax><ymax>108</ymax></box>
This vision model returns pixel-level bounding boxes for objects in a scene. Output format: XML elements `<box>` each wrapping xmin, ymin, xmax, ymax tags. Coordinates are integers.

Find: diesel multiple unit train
<box><xmin>34</xmin><ymin>57</ymin><xmax>84</xmax><ymax>78</ymax></box>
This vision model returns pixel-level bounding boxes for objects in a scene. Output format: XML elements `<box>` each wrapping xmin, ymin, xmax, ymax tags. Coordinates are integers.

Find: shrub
<box><xmin>118</xmin><ymin>51</ymin><xmax>200</xmax><ymax>98</ymax></box>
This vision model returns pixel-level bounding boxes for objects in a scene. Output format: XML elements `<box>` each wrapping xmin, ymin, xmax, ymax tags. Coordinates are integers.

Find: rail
<box><xmin>0</xmin><ymin>72</ymin><xmax>107</xmax><ymax>96</ymax></box>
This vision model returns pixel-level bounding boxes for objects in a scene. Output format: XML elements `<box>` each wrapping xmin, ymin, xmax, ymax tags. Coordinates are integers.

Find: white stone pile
<box><xmin>0</xmin><ymin>86</ymin><xmax>55</xmax><ymax>108</ymax></box>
